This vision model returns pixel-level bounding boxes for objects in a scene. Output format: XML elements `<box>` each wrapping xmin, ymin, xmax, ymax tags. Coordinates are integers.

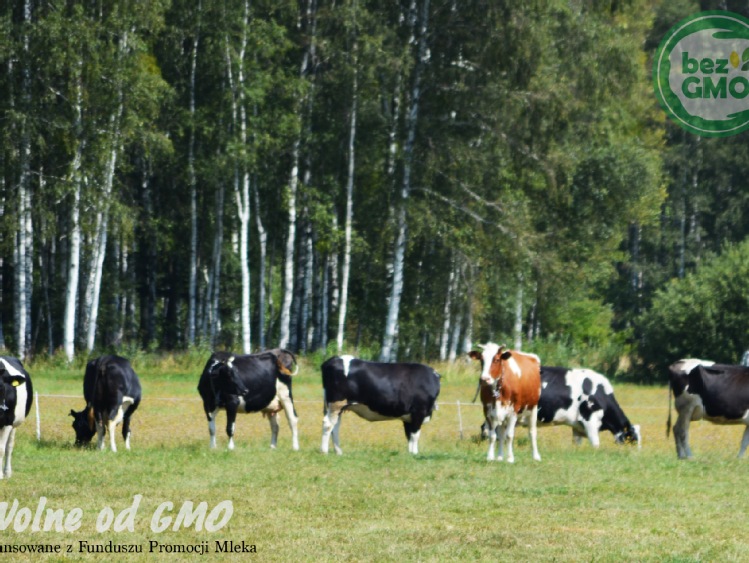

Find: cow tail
<box><xmin>471</xmin><ymin>378</ymin><xmax>481</xmax><ymax>404</ymax></box>
<box><xmin>666</xmin><ymin>382</ymin><xmax>673</xmax><ymax>439</ymax></box>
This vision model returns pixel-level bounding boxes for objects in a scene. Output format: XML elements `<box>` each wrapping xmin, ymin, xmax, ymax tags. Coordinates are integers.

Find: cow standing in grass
<box><xmin>470</xmin><ymin>343</ymin><xmax>541</xmax><ymax>463</ymax></box>
<box><xmin>198</xmin><ymin>349</ymin><xmax>299</xmax><ymax>450</ymax></box>
<box><xmin>70</xmin><ymin>355</ymin><xmax>141</xmax><ymax>452</ymax></box>
<box><xmin>668</xmin><ymin>358</ymin><xmax>749</xmax><ymax>459</ymax></box>
<box><xmin>0</xmin><ymin>357</ymin><xmax>32</xmax><ymax>478</ymax></box>
<box><xmin>320</xmin><ymin>356</ymin><xmax>440</xmax><ymax>455</ymax></box>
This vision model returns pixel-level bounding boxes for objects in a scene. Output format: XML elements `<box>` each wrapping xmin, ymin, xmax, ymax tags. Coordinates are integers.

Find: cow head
<box><xmin>469</xmin><ymin>343</ymin><xmax>508</xmax><ymax>386</ymax></box>
<box><xmin>208</xmin><ymin>357</ymin><xmax>250</xmax><ymax>396</ymax></box>
<box><xmin>615</xmin><ymin>424</ymin><xmax>641</xmax><ymax>447</ymax></box>
<box><xmin>273</xmin><ymin>349</ymin><xmax>299</xmax><ymax>376</ymax></box>
<box><xmin>69</xmin><ymin>407</ymin><xmax>96</xmax><ymax>446</ymax></box>
<box><xmin>0</xmin><ymin>360</ymin><xmax>26</xmax><ymax>410</ymax></box>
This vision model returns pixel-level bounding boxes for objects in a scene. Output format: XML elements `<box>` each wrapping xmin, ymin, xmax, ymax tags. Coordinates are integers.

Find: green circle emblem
<box><xmin>653</xmin><ymin>11</ymin><xmax>749</xmax><ymax>137</ymax></box>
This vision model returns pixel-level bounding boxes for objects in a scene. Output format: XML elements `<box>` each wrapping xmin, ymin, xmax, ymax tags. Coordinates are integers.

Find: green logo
<box><xmin>653</xmin><ymin>11</ymin><xmax>749</xmax><ymax>137</ymax></box>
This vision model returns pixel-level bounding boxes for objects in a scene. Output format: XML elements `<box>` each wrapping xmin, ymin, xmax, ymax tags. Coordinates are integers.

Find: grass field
<box><xmin>2</xmin><ymin>358</ymin><xmax>749</xmax><ymax>561</ymax></box>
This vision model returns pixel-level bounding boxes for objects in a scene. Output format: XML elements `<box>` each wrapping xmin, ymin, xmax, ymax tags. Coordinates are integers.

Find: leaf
<box><xmin>742</xmin><ymin>61</ymin><xmax>749</xmax><ymax>72</ymax></box>
<box><xmin>742</xmin><ymin>48</ymin><xmax>749</xmax><ymax>62</ymax></box>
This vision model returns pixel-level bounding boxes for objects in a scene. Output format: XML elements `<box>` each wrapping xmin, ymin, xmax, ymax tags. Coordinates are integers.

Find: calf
<box><xmin>320</xmin><ymin>356</ymin><xmax>440</xmax><ymax>455</ymax></box>
<box><xmin>470</xmin><ymin>343</ymin><xmax>541</xmax><ymax>463</ymax></box>
<box><xmin>197</xmin><ymin>349</ymin><xmax>299</xmax><ymax>450</ymax></box>
<box><xmin>668</xmin><ymin>359</ymin><xmax>749</xmax><ymax>459</ymax></box>
<box><xmin>70</xmin><ymin>355</ymin><xmax>141</xmax><ymax>452</ymax></box>
<box><xmin>0</xmin><ymin>357</ymin><xmax>32</xmax><ymax>478</ymax></box>
<box><xmin>537</xmin><ymin>367</ymin><xmax>641</xmax><ymax>447</ymax></box>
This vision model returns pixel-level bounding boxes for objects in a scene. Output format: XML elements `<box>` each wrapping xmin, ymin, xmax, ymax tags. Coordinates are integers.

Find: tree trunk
<box><xmin>254</xmin><ymin>184</ymin><xmax>267</xmax><ymax>350</ymax></box>
<box><xmin>279</xmin><ymin>0</ymin><xmax>318</xmax><ymax>349</ymax></box>
<box><xmin>336</xmin><ymin>25</ymin><xmax>358</xmax><ymax>353</ymax></box>
<box><xmin>63</xmin><ymin>59</ymin><xmax>85</xmax><ymax>363</ymax></box>
<box><xmin>187</xmin><ymin>2</ymin><xmax>202</xmax><ymax>346</ymax></box>
<box><xmin>514</xmin><ymin>274</ymin><xmax>524</xmax><ymax>350</ymax></box>
<box><xmin>381</xmin><ymin>0</ymin><xmax>430</xmax><ymax>362</ymax></box>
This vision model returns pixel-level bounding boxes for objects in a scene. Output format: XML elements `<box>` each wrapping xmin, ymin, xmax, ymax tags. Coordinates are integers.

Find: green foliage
<box><xmin>637</xmin><ymin>240</ymin><xmax>749</xmax><ymax>380</ymax></box>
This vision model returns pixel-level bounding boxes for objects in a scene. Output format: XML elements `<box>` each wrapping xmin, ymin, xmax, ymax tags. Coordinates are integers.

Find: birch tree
<box><xmin>380</xmin><ymin>0</ymin><xmax>429</xmax><ymax>362</ymax></box>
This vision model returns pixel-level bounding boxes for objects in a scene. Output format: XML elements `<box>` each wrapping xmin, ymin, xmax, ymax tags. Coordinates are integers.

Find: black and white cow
<box><xmin>320</xmin><ymin>355</ymin><xmax>440</xmax><ymax>455</ymax></box>
<box><xmin>667</xmin><ymin>358</ymin><xmax>713</xmax><ymax>459</ymax></box>
<box><xmin>0</xmin><ymin>357</ymin><xmax>32</xmax><ymax>479</ymax></box>
<box><xmin>667</xmin><ymin>358</ymin><xmax>749</xmax><ymax>459</ymax></box>
<box><xmin>478</xmin><ymin>367</ymin><xmax>640</xmax><ymax>448</ymax></box>
<box><xmin>536</xmin><ymin>367</ymin><xmax>640</xmax><ymax>447</ymax></box>
<box><xmin>69</xmin><ymin>355</ymin><xmax>142</xmax><ymax>452</ymax></box>
<box><xmin>197</xmin><ymin>349</ymin><xmax>299</xmax><ymax>451</ymax></box>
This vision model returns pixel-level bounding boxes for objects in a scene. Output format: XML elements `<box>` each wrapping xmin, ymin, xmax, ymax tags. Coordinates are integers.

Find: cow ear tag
<box><xmin>11</xmin><ymin>380</ymin><xmax>20</xmax><ymax>387</ymax></box>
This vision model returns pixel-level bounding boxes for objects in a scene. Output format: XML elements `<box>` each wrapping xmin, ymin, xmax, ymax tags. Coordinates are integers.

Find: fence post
<box><xmin>35</xmin><ymin>391</ymin><xmax>41</xmax><ymax>442</ymax></box>
<box><xmin>457</xmin><ymin>400</ymin><xmax>463</xmax><ymax>440</ymax></box>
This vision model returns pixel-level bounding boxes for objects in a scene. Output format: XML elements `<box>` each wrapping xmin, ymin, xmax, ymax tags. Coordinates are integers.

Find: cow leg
<box><xmin>108</xmin><ymin>406</ymin><xmax>125</xmax><ymax>453</ymax></box>
<box><xmin>582</xmin><ymin>421</ymin><xmax>601</xmax><ymax>448</ymax></box>
<box><xmin>268</xmin><ymin>413</ymin><xmax>280</xmax><ymax>449</ymax></box>
<box><xmin>572</xmin><ymin>428</ymin><xmax>585</xmax><ymax>445</ymax></box>
<box><xmin>279</xmin><ymin>396</ymin><xmax>300</xmax><ymax>451</ymax></box>
<box><xmin>331</xmin><ymin>415</ymin><xmax>342</xmax><ymax>455</ymax></box>
<box><xmin>208</xmin><ymin>409</ymin><xmax>219</xmax><ymax>449</ymax></box>
<box><xmin>673</xmin><ymin>406</ymin><xmax>694</xmax><ymax>459</ymax></box>
<box><xmin>528</xmin><ymin>406</ymin><xmax>541</xmax><ymax>462</ymax></box>
<box><xmin>404</xmin><ymin>419</ymin><xmax>424</xmax><ymax>455</ymax></box>
<box><xmin>322</xmin><ymin>401</ymin><xmax>345</xmax><ymax>455</ymax></box>
<box><xmin>486</xmin><ymin>419</ymin><xmax>498</xmax><ymax>461</ymax></box>
<box><xmin>96</xmin><ymin>416</ymin><xmax>106</xmax><ymax>451</ymax></box>
<box><xmin>503</xmin><ymin>413</ymin><xmax>518</xmax><ymax>464</ymax></box>
<box><xmin>121</xmin><ymin>399</ymin><xmax>139</xmax><ymax>451</ymax></box>
<box><xmin>225</xmin><ymin>406</ymin><xmax>238</xmax><ymax>451</ymax></box>
<box><xmin>0</xmin><ymin>426</ymin><xmax>13</xmax><ymax>478</ymax></box>
<box><xmin>739</xmin><ymin>426</ymin><xmax>749</xmax><ymax>458</ymax></box>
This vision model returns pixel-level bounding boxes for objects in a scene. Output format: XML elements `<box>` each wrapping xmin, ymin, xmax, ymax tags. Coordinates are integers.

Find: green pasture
<box><xmin>1</xmin><ymin>359</ymin><xmax>748</xmax><ymax>561</ymax></box>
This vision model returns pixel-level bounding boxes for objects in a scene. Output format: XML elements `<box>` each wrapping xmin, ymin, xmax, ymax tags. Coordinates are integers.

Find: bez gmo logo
<box><xmin>654</xmin><ymin>11</ymin><xmax>749</xmax><ymax>137</ymax></box>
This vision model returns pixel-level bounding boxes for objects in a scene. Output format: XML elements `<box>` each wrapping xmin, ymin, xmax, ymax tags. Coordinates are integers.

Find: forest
<box><xmin>2</xmin><ymin>0</ymin><xmax>749</xmax><ymax>381</ymax></box>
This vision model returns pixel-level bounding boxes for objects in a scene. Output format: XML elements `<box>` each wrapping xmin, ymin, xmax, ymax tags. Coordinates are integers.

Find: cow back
<box><xmin>84</xmin><ymin>355</ymin><xmax>141</xmax><ymax>409</ymax></box>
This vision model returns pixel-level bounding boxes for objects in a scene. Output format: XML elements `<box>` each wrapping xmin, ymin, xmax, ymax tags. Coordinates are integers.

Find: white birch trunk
<box><xmin>63</xmin><ymin>62</ymin><xmax>84</xmax><ymax>362</ymax></box>
<box><xmin>336</xmin><ymin>36</ymin><xmax>358</xmax><ymax>353</ymax></box>
<box><xmin>381</xmin><ymin>0</ymin><xmax>429</xmax><ymax>362</ymax></box>
<box><xmin>254</xmin><ymin>185</ymin><xmax>267</xmax><ymax>350</ymax></box>
<box><xmin>439</xmin><ymin>262</ymin><xmax>456</xmax><ymax>361</ymax></box>
<box><xmin>187</xmin><ymin>3</ymin><xmax>201</xmax><ymax>346</ymax></box>
<box><xmin>280</xmin><ymin>0</ymin><xmax>318</xmax><ymax>349</ymax></box>
<box><xmin>514</xmin><ymin>274</ymin><xmax>524</xmax><ymax>350</ymax></box>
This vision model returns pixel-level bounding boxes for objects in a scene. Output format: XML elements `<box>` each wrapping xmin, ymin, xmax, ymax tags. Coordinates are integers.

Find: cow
<box><xmin>320</xmin><ymin>355</ymin><xmax>440</xmax><ymax>455</ymax></box>
<box><xmin>0</xmin><ymin>357</ymin><xmax>32</xmax><ymax>479</ymax></box>
<box><xmin>667</xmin><ymin>358</ymin><xmax>749</xmax><ymax>459</ymax></box>
<box><xmin>535</xmin><ymin>367</ymin><xmax>641</xmax><ymax>447</ymax></box>
<box><xmin>469</xmin><ymin>343</ymin><xmax>541</xmax><ymax>463</ymax></box>
<box><xmin>69</xmin><ymin>355</ymin><xmax>141</xmax><ymax>452</ymax></box>
<box><xmin>197</xmin><ymin>349</ymin><xmax>299</xmax><ymax>451</ymax></box>
<box><xmin>477</xmin><ymin>367</ymin><xmax>640</xmax><ymax>448</ymax></box>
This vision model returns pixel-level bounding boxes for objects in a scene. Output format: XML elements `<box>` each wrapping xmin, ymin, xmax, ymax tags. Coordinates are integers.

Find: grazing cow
<box><xmin>0</xmin><ymin>357</ymin><xmax>32</xmax><ymax>479</ymax></box>
<box><xmin>469</xmin><ymin>343</ymin><xmax>541</xmax><ymax>463</ymax></box>
<box><xmin>197</xmin><ymin>349</ymin><xmax>299</xmax><ymax>451</ymax></box>
<box><xmin>70</xmin><ymin>355</ymin><xmax>141</xmax><ymax>452</ymax></box>
<box><xmin>536</xmin><ymin>367</ymin><xmax>641</xmax><ymax>447</ymax></box>
<box><xmin>320</xmin><ymin>356</ymin><xmax>440</xmax><ymax>455</ymax></box>
<box><xmin>668</xmin><ymin>359</ymin><xmax>749</xmax><ymax>459</ymax></box>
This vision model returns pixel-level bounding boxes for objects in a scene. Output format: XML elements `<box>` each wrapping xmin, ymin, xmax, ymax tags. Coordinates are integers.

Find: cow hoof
<box><xmin>270</xmin><ymin>444</ymin><xmax>277</xmax><ymax>450</ymax></box>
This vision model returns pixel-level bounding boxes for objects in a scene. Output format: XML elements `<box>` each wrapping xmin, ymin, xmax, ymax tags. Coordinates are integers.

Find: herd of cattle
<box><xmin>0</xmin><ymin>345</ymin><xmax>748</xmax><ymax>477</ymax></box>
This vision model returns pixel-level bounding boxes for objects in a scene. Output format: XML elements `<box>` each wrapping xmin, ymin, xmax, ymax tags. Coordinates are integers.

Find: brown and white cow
<box><xmin>469</xmin><ymin>343</ymin><xmax>541</xmax><ymax>463</ymax></box>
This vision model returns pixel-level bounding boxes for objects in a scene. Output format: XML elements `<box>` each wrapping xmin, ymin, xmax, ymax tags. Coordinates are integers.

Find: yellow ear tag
<box><xmin>11</xmin><ymin>380</ymin><xmax>20</xmax><ymax>387</ymax></box>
